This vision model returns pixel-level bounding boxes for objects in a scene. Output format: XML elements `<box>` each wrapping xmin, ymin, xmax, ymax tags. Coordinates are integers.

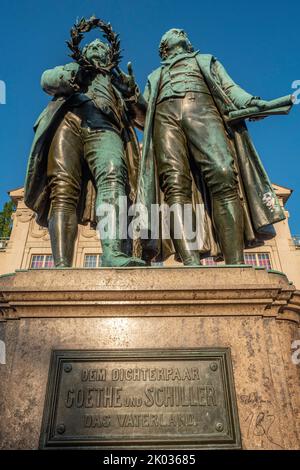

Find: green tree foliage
<box><xmin>0</xmin><ymin>200</ymin><xmax>16</xmax><ymax>238</ymax></box>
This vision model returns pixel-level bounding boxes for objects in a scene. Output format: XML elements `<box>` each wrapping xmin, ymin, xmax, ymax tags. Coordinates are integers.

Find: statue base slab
<box><xmin>0</xmin><ymin>266</ymin><xmax>299</xmax><ymax>449</ymax></box>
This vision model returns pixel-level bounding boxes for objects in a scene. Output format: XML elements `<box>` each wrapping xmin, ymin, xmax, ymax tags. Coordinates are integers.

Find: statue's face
<box><xmin>83</xmin><ymin>39</ymin><xmax>109</xmax><ymax>65</ymax></box>
<box><xmin>160</xmin><ymin>28</ymin><xmax>191</xmax><ymax>57</ymax></box>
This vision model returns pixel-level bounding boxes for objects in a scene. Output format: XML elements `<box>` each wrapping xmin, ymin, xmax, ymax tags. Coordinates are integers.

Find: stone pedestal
<box><xmin>0</xmin><ymin>266</ymin><xmax>299</xmax><ymax>449</ymax></box>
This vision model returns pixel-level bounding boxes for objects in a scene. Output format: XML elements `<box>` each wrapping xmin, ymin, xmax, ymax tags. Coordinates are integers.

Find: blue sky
<box><xmin>0</xmin><ymin>0</ymin><xmax>299</xmax><ymax>234</ymax></box>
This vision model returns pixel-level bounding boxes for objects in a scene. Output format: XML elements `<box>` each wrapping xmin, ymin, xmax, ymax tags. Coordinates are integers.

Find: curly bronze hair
<box><xmin>159</xmin><ymin>29</ymin><xmax>194</xmax><ymax>59</ymax></box>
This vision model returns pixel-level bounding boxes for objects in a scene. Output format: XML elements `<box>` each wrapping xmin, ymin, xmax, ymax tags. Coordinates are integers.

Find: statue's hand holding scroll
<box><xmin>248</xmin><ymin>98</ymin><xmax>268</xmax><ymax>121</ymax></box>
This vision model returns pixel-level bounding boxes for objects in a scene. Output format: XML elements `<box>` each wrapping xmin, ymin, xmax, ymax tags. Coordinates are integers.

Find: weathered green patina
<box><xmin>24</xmin><ymin>19</ymin><xmax>144</xmax><ymax>268</ymax></box>
<box><xmin>135</xmin><ymin>28</ymin><xmax>291</xmax><ymax>265</ymax></box>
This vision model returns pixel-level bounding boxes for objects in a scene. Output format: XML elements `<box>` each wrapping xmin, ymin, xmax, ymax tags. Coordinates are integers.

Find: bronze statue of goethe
<box><xmin>132</xmin><ymin>28</ymin><xmax>292</xmax><ymax>265</ymax></box>
<box><xmin>24</xmin><ymin>18</ymin><xmax>146</xmax><ymax>268</ymax></box>
<box><xmin>24</xmin><ymin>20</ymin><xmax>293</xmax><ymax>268</ymax></box>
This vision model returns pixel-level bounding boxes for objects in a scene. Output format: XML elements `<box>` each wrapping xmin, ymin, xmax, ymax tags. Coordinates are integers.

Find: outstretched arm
<box><xmin>112</xmin><ymin>63</ymin><xmax>148</xmax><ymax>129</ymax></box>
<box><xmin>41</xmin><ymin>62</ymin><xmax>81</xmax><ymax>97</ymax></box>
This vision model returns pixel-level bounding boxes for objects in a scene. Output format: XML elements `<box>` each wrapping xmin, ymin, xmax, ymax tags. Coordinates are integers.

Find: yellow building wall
<box><xmin>1</xmin><ymin>186</ymin><xmax>299</xmax><ymax>288</ymax></box>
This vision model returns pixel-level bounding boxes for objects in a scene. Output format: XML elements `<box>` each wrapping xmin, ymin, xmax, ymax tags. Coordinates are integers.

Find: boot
<box><xmin>169</xmin><ymin>203</ymin><xmax>201</xmax><ymax>266</ymax></box>
<box><xmin>101</xmin><ymin>239</ymin><xmax>146</xmax><ymax>267</ymax></box>
<box><xmin>212</xmin><ymin>194</ymin><xmax>244</xmax><ymax>265</ymax></box>
<box><xmin>97</xmin><ymin>203</ymin><xmax>145</xmax><ymax>267</ymax></box>
<box><xmin>48</xmin><ymin>210</ymin><xmax>78</xmax><ymax>267</ymax></box>
<box><xmin>172</xmin><ymin>238</ymin><xmax>201</xmax><ymax>266</ymax></box>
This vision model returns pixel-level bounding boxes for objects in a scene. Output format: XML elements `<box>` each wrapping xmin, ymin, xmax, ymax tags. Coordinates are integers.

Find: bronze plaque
<box><xmin>40</xmin><ymin>349</ymin><xmax>241</xmax><ymax>449</ymax></box>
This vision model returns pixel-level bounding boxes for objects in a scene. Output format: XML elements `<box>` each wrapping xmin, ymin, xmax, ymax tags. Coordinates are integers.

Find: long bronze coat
<box><xmin>137</xmin><ymin>53</ymin><xmax>286</xmax><ymax>261</ymax></box>
<box><xmin>24</xmin><ymin>79</ymin><xmax>140</xmax><ymax>228</ymax></box>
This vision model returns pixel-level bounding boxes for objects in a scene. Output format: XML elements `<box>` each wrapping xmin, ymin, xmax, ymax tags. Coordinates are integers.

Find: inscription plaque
<box><xmin>40</xmin><ymin>349</ymin><xmax>241</xmax><ymax>449</ymax></box>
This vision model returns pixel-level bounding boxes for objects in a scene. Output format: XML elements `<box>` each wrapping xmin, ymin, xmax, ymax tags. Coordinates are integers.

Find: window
<box><xmin>244</xmin><ymin>253</ymin><xmax>257</xmax><ymax>267</ymax></box>
<box><xmin>244</xmin><ymin>252</ymin><xmax>272</xmax><ymax>270</ymax></box>
<box><xmin>202</xmin><ymin>257</ymin><xmax>217</xmax><ymax>266</ymax></box>
<box><xmin>0</xmin><ymin>238</ymin><xmax>9</xmax><ymax>250</ymax></box>
<box><xmin>30</xmin><ymin>254</ymin><xmax>54</xmax><ymax>269</ymax></box>
<box><xmin>257</xmin><ymin>253</ymin><xmax>272</xmax><ymax>270</ymax></box>
<box><xmin>84</xmin><ymin>254</ymin><xmax>102</xmax><ymax>268</ymax></box>
<box><xmin>44</xmin><ymin>255</ymin><xmax>54</xmax><ymax>268</ymax></box>
<box><xmin>201</xmin><ymin>253</ymin><xmax>272</xmax><ymax>269</ymax></box>
<box><xmin>292</xmin><ymin>235</ymin><xmax>300</xmax><ymax>247</ymax></box>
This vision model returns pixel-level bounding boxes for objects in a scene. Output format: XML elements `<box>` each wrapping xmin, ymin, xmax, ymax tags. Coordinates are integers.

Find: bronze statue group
<box><xmin>24</xmin><ymin>18</ymin><xmax>293</xmax><ymax>268</ymax></box>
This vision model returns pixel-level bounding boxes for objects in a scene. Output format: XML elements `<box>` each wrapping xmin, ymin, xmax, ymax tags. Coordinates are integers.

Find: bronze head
<box><xmin>159</xmin><ymin>29</ymin><xmax>194</xmax><ymax>59</ymax></box>
<box><xmin>82</xmin><ymin>38</ymin><xmax>110</xmax><ymax>67</ymax></box>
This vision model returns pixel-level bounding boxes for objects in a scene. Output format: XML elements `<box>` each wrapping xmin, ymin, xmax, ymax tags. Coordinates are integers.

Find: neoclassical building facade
<box><xmin>0</xmin><ymin>184</ymin><xmax>300</xmax><ymax>288</ymax></box>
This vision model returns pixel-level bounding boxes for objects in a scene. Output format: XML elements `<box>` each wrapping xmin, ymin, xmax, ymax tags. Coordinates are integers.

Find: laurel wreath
<box><xmin>66</xmin><ymin>16</ymin><xmax>122</xmax><ymax>73</ymax></box>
